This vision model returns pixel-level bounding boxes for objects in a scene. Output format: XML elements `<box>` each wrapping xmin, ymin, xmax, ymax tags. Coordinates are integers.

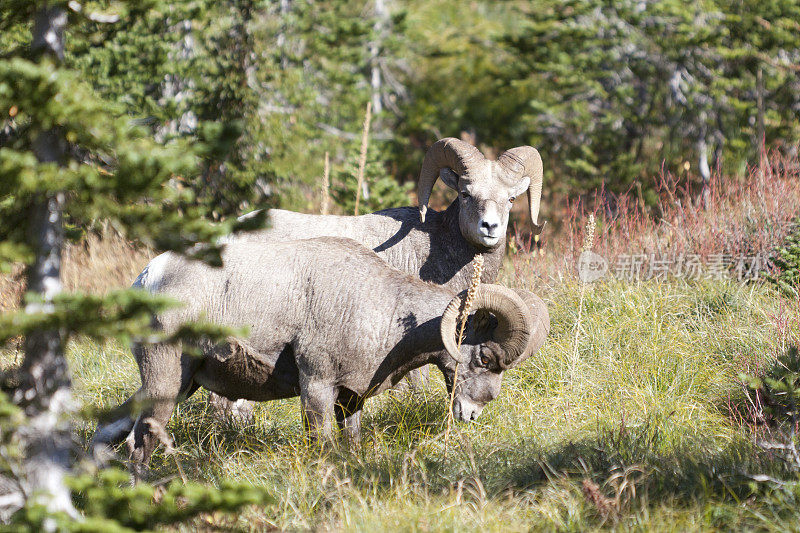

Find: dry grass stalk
<box><xmin>321</xmin><ymin>151</ymin><xmax>331</xmax><ymax>215</ymax></box>
<box><xmin>444</xmin><ymin>254</ymin><xmax>484</xmax><ymax>453</ymax></box>
<box><xmin>62</xmin><ymin>226</ymin><xmax>151</xmax><ymax>295</ymax></box>
<box><xmin>582</xmin><ymin>479</ymin><xmax>616</xmax><ymax>522</ymax></box>
<box><xmin>457</xmin><ymin>254</ymin><xmax>485</xmax><ymax>345</ymax></box>
<box><xmin>142</xmin><ymin>417</ymin><xmax>187</xmax><ymax>484</ymax></box>
<box><xmin>572</xmin><ymin>214</ymin><xmax>595</xmax><ymax>376</ymax></box>
<box><xmin>354</xmin><ymin>101</ymin><xmax>372</xmax><ymax>215</ymax></box>
<box><xmin>582</xmin><ymin>466</ymin><xmax>644</xmax><ymax>524</ymax></box>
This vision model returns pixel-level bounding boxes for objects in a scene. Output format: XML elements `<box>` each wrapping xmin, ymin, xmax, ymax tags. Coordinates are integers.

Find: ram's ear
<box><xmin>439</xmin><ymin>168</ymin><xmax>460</xmax><ymax>191</ymax></box>
<box><xmin>510</xmin><ymin>176</ymin><xmax>531</xmax><ymax>198</ymax></box>
<box><xmin>473</xmin><ymin>309</ymin><xmax>498</xmax><ymax>337</ymax></box>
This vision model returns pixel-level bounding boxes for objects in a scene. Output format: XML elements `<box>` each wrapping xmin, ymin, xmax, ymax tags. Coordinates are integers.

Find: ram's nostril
<box><xmin>480</xmin><ymin>221</ymin><xmax>498</xmax><ymax>231</ymax></box>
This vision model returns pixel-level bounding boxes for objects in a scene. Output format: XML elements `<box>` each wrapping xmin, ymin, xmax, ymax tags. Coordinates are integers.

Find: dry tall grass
<box><xmin>61</xmin><ymin>227</ymin><xmax>152</xmax><ymax>295</ymax></box>
<box><xmin>511</xmin><ymin>151</ymin><xmax>800</xmax><ymax>291</ymax></box>
<box><xmin>0</xmin><ymin>227</ymin><xmax>152</xmax><ymax>312</ymax></box>
<box><xmin>0</xmin><ymin>264</ymin><xmax>25</xmax><ymax>314</ymax></box>
<box><xmin>583</xmin><ymin>153</ymin><xmax>800</xmax><ymax>262</ymax></box>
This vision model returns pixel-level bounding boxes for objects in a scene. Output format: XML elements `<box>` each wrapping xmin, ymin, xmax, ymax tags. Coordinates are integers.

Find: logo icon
<box><xmin>577</xmin><ymin>251</ymin><xmax>608</xmax><ymax>282</ymax></box>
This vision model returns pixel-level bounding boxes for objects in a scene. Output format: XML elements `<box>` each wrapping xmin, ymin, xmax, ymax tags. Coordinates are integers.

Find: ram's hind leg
<box><xmin>208</xmin><ymin>393</ymin><xmax>255</xmax><ymax>424</ymax></box>
<box><xmin>335</xmin><ymin>389</ymin><xmax>364</xmax><ymax>446</ymax></box>
<box><xmin>127</xmin><ymin>343</ymin><xmax>201</xmax><ymax>469</ymax></box>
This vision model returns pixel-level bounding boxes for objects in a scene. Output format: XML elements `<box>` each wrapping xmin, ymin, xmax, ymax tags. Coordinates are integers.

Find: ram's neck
<box><xmin>479</xmin><ymin>239</ymin><xmax>505</xmax><ymax>283</ymax></box>
<box><xmin>366</xmin><ymin>287</ymin><xmax>454</xmax><ymax>393</ymax></box>
<box><xmin>435</xmin><ymin>201</ymin><xmax>506</xmax><ymax>287</ymax></box>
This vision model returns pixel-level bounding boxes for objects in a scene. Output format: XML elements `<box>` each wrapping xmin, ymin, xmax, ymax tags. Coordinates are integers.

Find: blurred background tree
<box><xmin>0</xmin><ymin>0</ymin><xmax>267</xmax><ymax>525</ymax></box>
<box><xmin>6</xmin><ymin>0</ymin><xmax>795</xmax><ymax>223</ymax></box>
<box><xmin>499</xmin><ymin>0</ymin><xmax>800</xmax><ymax>200</ymax></box>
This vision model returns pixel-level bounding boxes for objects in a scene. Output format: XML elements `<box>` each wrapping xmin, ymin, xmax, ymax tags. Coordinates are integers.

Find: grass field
<box><xmin>3</xmin><ymin>158</ymin><xmax>800</xmax><ymax>530</ymax></box>
<box><xmin>4</xmin><ymin>274</ymin><xmax>795</xmax><ymax>531</ymax></box>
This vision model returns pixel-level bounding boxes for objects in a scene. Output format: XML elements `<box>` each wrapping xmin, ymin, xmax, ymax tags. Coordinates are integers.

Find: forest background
<box><xmin>5</xmin><ymin>0</ymin><xmax>798</xmax><ymax>222</ymax></box>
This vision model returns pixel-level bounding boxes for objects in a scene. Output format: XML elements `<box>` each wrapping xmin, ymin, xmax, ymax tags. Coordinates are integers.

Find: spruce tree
<box><xmin>491</xmin><ymin>0</ymin><xmax>799</xmax><ymax>196</ymax></box>
<box><xmin>331</xmin><ymin>141</ymin><xmax>412</xmax><ymax>215</ymax></box>
<box><xmin>0</xmin><ymin>0</ymin><xmax>267</xmax><ymax>525</ymax></box>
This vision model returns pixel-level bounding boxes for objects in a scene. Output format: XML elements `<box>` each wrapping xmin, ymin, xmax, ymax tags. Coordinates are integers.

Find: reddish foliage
<box><xmin>510</xmin><ymin>150</ymin><xmax>800</xmax><ymax>289</ymax></box>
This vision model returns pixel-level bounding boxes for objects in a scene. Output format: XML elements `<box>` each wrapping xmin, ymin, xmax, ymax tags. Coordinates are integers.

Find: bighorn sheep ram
<box><xmin>243</xmin><ymin>137</ymin><xmax>544</xmax><ymax>287</ymax></box>
<box><xmin>93</xmin><ymin>237</ymin><xmax>549</xmax><ymax>464</ymax></box>
<box><xmin>212</xmin><ymin>137</ymin><xmax>545</xmax><ymax>416</ymax></box>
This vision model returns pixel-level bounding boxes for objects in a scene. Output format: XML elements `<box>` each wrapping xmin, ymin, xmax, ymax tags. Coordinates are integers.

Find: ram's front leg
<box><xmin>299</xmin><ymin>378</ymin><xmax>337</xmax><ymax>443</ymax></box>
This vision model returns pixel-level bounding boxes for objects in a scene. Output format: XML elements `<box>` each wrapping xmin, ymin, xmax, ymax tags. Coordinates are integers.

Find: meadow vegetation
<box><xmin>14</xmin><ymin>274</ymin><xmax>795</xmax><ymax>530</ymax></box>
<box><xmin>3</xmin><ymin>156</ymin><xmax>800</xmax><ymax>530</ymax></box>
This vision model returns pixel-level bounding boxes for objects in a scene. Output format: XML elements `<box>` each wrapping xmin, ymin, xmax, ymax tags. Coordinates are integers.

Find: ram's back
<box><xmin>133</xmin><ymin>237</ymin><xmax>430</xmax><ymax>350</ymax></box>
<box><xmin>235</xmin><ymin>207</ymin><xmax>488</xmax><ymax>290</ymax></box>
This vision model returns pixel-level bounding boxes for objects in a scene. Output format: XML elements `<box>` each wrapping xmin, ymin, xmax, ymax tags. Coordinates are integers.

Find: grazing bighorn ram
<box><xmin>93</xmin><ymin>237</ymin><xmax>549</xmax><ymax>464</ymax></box>
<box><xmin>211</xmin><ymin>137</ymin><xmax>545</xmax><ymax>416</ymax></box>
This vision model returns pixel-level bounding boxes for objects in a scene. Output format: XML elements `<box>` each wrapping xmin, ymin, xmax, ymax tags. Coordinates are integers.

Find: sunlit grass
<box><xmin>2</xmin><ymin>277</ymin><xmax>797</xmax><ymax>530</ymax></box>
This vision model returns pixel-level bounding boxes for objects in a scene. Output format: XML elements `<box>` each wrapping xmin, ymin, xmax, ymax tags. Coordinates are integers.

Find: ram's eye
<box><xmin>480</xmin><ymin>354</ymin><xmax>490</xmax><ymax>366</ymax></box>
<box><xmin>461</xmin><ymin>191</ymin><xmax>471</xmax><ymax>199</ymax></box>
<box><xmin>509</xmin><ymin>196</ymin><xmax>516</xmax><ymax>203</ymax></box>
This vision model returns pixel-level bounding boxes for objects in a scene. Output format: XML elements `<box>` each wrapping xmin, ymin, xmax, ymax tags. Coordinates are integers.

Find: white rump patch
<box><xmin>133</xmin><ymin>252</ymin><xmax>172</xmax><ymax>292</ymax></box>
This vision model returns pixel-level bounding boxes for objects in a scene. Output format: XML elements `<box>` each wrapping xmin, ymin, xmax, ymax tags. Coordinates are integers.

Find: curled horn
<box><xmin>417</xmin><ymin>138</ymin><xmax>484</xmax><ymax>223</ymax></box>
<box><xmin>440</xmin><ymin>285</ymin><xmax>533</xmax><ymax>366</ymax></box>
<box><xmin>509</xmin><ymin>289</ymin><xmax>550</xmax><ymax>366</ymax></box>
<box><xmin>497</xmin><ymin>146</ymin><xmax>545</xmax><ymax>235</ymax></box>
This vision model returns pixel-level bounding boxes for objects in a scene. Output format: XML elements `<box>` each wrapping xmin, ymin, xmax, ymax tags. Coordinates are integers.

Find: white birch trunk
<box><xmin>11</xmin><ymin>6</ymin><xmax>78</xmax><ymax>521</ymax></box>
<box><xmin>369</xmin><ymin>0</ymin><xmax>387</xmax><ymax>116</ymax></box>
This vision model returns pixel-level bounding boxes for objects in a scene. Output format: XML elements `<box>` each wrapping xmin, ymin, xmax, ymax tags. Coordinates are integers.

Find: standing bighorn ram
<box><xmin>212</xmin><ymin>137</ymin><xmax>545</xmax><ymax>416</ymax></box>
<box><xmin>93</xmin><ymin>237</ymin><xmax>549</xmax><ymax>463</ymax></box>
<box><xmin>243</xmin><ymin>137</ymin><xmax>544</xmax><ymax>287</ymax></box>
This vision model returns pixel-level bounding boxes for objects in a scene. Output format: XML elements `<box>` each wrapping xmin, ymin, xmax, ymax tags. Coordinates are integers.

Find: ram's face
<box><xmin>417</xmin><ymin>138</ymin><xmax>544</xmax><ymax>241</ymax></box>
<box><xmin>449</xmin><ymin>161</ymin><xmax>531</xmax><ymax>250</ymax></box>
<box><xmin>437</xmin><ymin>286</ymin><xmax>549</xmax><ymax>424</ymax></box>
<box><xmin>437</xmin><ymin>314</ymin><xmax>510</xmax><ymax>423</ymax></box>
<box><xmin>448</xmin><ymin>341</ymin><xmax>505</xmax><ymax>422</ymax></box>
